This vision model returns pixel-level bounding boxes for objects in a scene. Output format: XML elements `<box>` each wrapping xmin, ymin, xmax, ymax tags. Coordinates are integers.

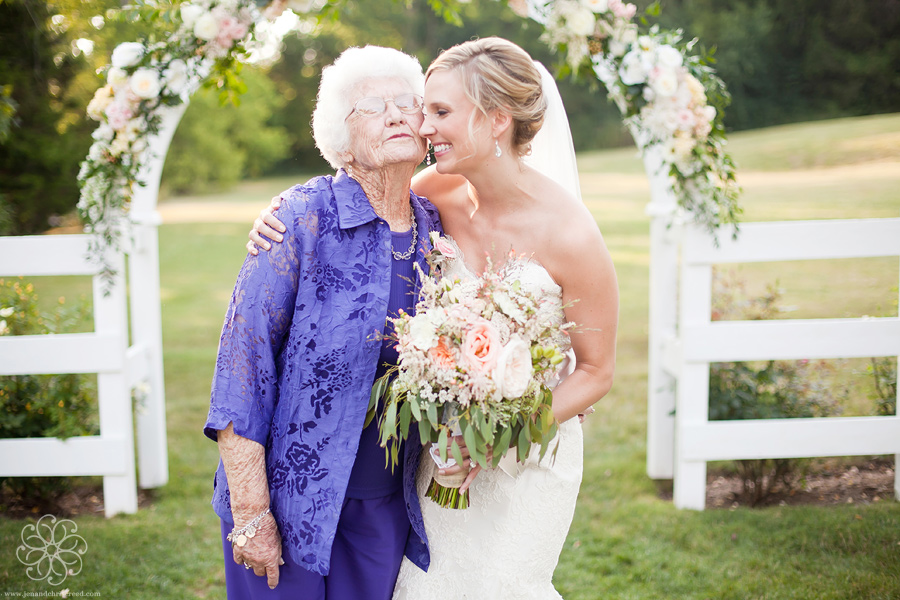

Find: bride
<box><xmin>250</xmin><ymin>37</ymin><xmax>618</xmax><ymax>599</ymax></box>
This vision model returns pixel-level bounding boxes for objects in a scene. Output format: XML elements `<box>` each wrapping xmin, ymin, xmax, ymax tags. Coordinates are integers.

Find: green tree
<box><xmin>0</xmin><ymin>0</ymin><xmax>155</xmax><ymax>234</ymax></box>
<box><xmin>162</xmin><ymin>67</ymin><xmax>290</xmax><ymax>194</ymax></box>
<box><xmin>0</xmin><ymin>0</ymin><xmax>93</xmax><ymax>234</ymax></box>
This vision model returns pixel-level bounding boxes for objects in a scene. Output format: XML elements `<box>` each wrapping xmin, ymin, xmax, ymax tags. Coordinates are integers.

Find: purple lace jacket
<box><xmin>204</xmin><ymin>170</ymin><xmax>441</xmax><ymax>575</ymax></box>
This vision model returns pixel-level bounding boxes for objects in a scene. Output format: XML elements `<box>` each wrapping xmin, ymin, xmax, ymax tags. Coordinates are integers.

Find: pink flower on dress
<box><xmin>462</xmin><ymin>320</ymin><xmax>501</xmax><ymax>374</ymax></box>
<box><xmin>432</xmin><ymin>235</ymin><xmax>458</xmax><ymax>259</ymax></box>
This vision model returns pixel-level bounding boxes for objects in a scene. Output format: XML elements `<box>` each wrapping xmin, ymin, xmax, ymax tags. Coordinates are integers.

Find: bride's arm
<box><xmin>548</xmin><ymin>215</ymin><xmax>619</xmax><ymax>424</ymax></box>
<box><xmin>247</xmin><ymin>167</ymin><xmax>465</xmax><ymax>254</ymax></box>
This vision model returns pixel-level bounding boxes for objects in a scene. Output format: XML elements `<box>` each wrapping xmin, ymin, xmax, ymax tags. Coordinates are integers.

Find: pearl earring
<box><xmin>425</xmin><ymin>143</ymin><xmax>432</xmax><ymax>166</ymax></box>
<box><xmin>347</xmin><ymin>164</ymin><xmax>354</xmax><ymax>178</ymax></box>
<box><xmin>494</xmin><ymin>139</ymin><xmax>502</xmax><ymax>158</ymax></box>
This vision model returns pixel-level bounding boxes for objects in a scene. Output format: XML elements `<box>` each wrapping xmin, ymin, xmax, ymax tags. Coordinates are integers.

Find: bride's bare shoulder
<box><xmin>412</xmin><ymin>166</ymin><xmax>468</xmax><ymax>209</ymax></box>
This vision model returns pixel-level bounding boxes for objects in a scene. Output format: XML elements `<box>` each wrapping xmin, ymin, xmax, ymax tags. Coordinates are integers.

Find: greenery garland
<box><xmin>78</xmin><ymin>0</ymin><xmax>741</xmax><ymax>289</ymax></box>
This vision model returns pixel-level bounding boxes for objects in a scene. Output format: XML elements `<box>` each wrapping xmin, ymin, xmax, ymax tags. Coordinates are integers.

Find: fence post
<box><xmin>93</xmin><ymin>251</ymin><xmax>138</xmax><ymax>516</ymax></box>
<box><xmin>673</xmin><ymin>235</ymin><xmax>711</xmax><ymax>509</ymax></box>
<box><xmin>128</xmin><ymin>102</ymin><xmax>188</xmax><ymax>489</ymax></box>
<box><xmin>643</xmin><ymin>144</ymin><xmax>680</xmax><ymax>479</ymax></box>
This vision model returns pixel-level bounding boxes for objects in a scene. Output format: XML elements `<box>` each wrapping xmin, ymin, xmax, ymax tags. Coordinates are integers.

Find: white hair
<box><xmin>312</xmin><ymin>46</ymin><xmax>425</xmax><ymax>170</ymax></box>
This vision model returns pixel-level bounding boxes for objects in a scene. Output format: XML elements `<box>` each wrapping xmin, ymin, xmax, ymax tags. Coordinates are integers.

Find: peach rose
<box><xmin>462</xmin><ymin>320</ymin><xmax>501</xmax><ymax>374</ymax></box>
<box><xmin>428</xmin><ymin>336</ymin><xmax>456</xmax><ymax>371</ymax></box>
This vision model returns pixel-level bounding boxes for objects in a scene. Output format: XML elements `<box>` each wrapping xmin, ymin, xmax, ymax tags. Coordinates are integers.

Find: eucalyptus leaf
<box><xmin>438</xmin><ymin>427</ymin><xmax>449</xmax><ymax>462</ymax></box>
<box><xmin>517</xmin><ymin>427</ymin><xmax>530</xmax><ymax>462</ymax></box>
<box><xmin>450</xmin><ymin>438</ymin><xmax>465</xmax><ymax>469</ymax></box>
<box><xmin>399</xmin><ymin>401</ymin><xmax>412</xmax><ymax>439</ymax></box>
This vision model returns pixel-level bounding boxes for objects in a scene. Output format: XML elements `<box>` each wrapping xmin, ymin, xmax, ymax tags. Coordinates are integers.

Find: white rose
<box><xmin>608</xmin><ymin>38</ymin><xmax>628</xmax><ymax>57</ymax></box>
<box><xmin>111</xmin><ymin>42</ymin><xmax>144</xmax><ymax>68</ymax></box>
<box><xmin>620</xmin><ymin>25</ymin><xmax>638</xmax><ymax>44</ymax></box>
<box><xmin>162</xmin><ymin>59</ymin><xmax>189</xmax><ymax>95</ymax></box>
<box><xmin>649</xmin><ymin>66</ymin><xmax>679</xmax><ymax>97</ymax></box>
<box><xmin>619</xmin><ymin>50</ymin><xmax>647</xmax><ymax>85</ymax></box>
<box><xmin>0</xmin><ymin>307</ymin><xmax>13</xmax><ymax>318</ymax></box>
<box><xmin>566</xmin><ymin>5</ymin><xmax>597</xmax><ymax>36</ymax></box>
<box><xmin>637</xmin><ymin>35</ymin><xmax>656</xmax><ymax>53</ymax></box>
<box><xmin>88</xmin><ymin>141</ymin><xmax>106</xmax><ymax>161</ymax></box>
<box><xmin>409</xmin><ymin>316</ymin><xmax>438</xmax><ymax>351</ymax></box>
<box><xmin>86</xmin><ymin>86</ymin><xmax>113</xmax><ymax>121</ymax></box>
<box><xmin>130</xmin><ymin>68</ymin><xmax>161</xmax><ymax>99</ymax></box>
<box><xmin>492</xmin><ymin>338</ymin><xmax>534</xmax><ymax>399</ymax></box>
<box><xmin>193</xmin><ymin>13</ymin><xmax>220</xmax><ymax>41</ymax></box>
<box><xmin>684</xmin><ymin>73</ymin><xmax>706</xmax><ymax>105</ymax></box>
<box><xmin>106</xmin><ymin>67</ymin><xmax>129</xmax><ymax>89</ymax></box>
<box><xmin>180</xmin><ymin>3</ymin><xmax>204</xmax><ymax>28</ymax></box>
<box><xmin>656</xmin><ymin>44</ymin><xmax>683</xmax><ymax>68</ymax></box>
<box><xmin>582</xmin><ymin>0</ymin><xmax>609</xmax><ymax>13</ymax></box>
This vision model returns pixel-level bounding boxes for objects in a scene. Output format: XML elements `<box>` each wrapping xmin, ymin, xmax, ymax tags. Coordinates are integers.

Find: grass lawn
<box><xmin>1</xmin><ymin>114</ymin><xmax>899</xmax><ymax>598</ymax></box>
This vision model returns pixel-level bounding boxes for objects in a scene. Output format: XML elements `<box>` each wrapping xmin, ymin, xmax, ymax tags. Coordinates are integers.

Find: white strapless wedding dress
<box><xmin>393</xmin><ymin>257</ymin><xmax>584</xmax><ymax>600</ymax></box>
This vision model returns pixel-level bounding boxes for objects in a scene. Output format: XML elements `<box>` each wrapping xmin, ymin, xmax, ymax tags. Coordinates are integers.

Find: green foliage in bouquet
<box><xmin>371</xmin><ymin>372</ymin><xmax>559</xmax><ymax>471</ymax></box>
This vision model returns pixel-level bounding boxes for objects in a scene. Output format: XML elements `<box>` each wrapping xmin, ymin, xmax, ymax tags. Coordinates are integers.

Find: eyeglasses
<box><xmin>348</xmin><ymin>94</ymin><xmax>424</xmax><ymax>118</ymax></box>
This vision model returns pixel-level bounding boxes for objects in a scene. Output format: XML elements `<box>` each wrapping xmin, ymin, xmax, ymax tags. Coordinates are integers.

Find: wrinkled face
<box><xmin>344</xmin><ymin>77</ymin><xmax>426</xmax><ymax>171</ymax></box>
<box><xmin>419</xmin><ymin>69</ymin><xmax>493</xmax><ymax>175</ymax></box>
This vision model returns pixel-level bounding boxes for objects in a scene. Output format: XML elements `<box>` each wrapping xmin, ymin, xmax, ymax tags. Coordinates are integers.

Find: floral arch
<box><xmin>79</xmin><ymin>0</ymin><xmax>741</xmax><ymax>284</ymax></box>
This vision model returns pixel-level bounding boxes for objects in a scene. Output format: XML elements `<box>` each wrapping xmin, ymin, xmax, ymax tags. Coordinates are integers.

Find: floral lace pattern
<box><xmin>393</xmin><ymin>257</ymin><xmax>583</xmax><ymax>599</ymax></box>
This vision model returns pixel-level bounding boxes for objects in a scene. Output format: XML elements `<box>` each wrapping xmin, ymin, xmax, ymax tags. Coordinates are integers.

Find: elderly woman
<box><xmin>204</xmin><ymin>45</ymin><xmax>439</xmax><ymax>600</ymax></box>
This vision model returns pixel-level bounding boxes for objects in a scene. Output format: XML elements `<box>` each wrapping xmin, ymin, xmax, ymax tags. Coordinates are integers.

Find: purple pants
<box><xmin>221</xmin><ymin>489</ymin><xmax>410</xmax><ymax>600</ymax></box>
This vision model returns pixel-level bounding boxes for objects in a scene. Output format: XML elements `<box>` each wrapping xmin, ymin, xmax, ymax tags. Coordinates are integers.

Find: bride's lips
<box><xmin>431</xmin><ymin>142</ymin><xmax>451</xmax><ymax>155</ymax></box>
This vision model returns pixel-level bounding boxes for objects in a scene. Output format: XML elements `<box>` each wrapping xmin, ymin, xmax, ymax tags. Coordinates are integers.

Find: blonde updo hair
<box><xmin>425</xmin><ymin>37</ymin><xmax>545</xmax><ymax>157</ymax></box>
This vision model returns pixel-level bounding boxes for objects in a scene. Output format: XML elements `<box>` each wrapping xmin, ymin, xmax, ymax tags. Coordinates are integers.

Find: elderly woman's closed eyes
<box><xmin>204</xmin><ymin>46</ymin><xmax>441</xmax><ymax>600</ymax></box>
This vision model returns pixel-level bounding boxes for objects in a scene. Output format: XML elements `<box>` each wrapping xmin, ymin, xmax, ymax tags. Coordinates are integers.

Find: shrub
<box><xmin>0</xmin><ymin>278</ymin><xmax>98</xmax><ymax>509</ymax></box>
<box><xmin>868</xmin><ymin>357</ymin><xmax>897</xmax><ymax>417</ymax></box>
<box><xmin>708</xmin><ymin>270</ymin><xmax>842</xmax><ymax>506</ymax></box>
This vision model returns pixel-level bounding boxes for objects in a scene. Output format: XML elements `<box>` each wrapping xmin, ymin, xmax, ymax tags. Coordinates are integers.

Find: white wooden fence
<box><xmin>653</xmin><ymin>216</ymin><xmax>900</xmax><ymax>509</ymax></box>
<box><xmin>0</xmin><ymin>236</ymin><xmax>141</xmax><ymax>516</ymax></box>
<box><xmin>0</xmin><ymin>106</ymin><xmax>186</xmax><ymax>516</ymax></box>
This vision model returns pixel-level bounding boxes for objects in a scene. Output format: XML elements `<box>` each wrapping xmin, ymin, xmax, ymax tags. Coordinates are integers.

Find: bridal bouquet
<box><xmin>370</xmin><ymin>233</ymin><xmax>574</xmax><ymax>509</ymax></box>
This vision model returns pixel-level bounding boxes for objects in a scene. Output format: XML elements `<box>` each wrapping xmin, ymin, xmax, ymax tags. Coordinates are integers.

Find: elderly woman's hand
<box><xmin>231</xmin><ymin>511</ymin><xmax>284</xmax><ymax>589</ymax></box>
<box><xmin>246</xmin><ymin>196</ymin><xmax>286</xmax><ymax>255</ymax></box>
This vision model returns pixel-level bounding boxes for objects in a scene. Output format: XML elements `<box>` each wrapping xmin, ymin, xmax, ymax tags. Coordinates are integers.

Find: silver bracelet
<box><xmin>227</xmin><ymin>507</ymin><xmax>271</xmax><ymax>548</ymax></box>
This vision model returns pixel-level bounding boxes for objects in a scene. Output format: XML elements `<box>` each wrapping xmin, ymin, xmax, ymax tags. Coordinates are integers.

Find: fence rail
<box><xmin>0</xmin><ymin>234</ymin><xmax>138</xmax><ymax>516</ymax></box>
<box><xmin>667</xmin><ymin>218</ymin><xmax>900</xmax><ymax>509</ymax></box>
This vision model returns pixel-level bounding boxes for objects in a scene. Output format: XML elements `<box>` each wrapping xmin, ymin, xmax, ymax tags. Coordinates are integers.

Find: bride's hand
<box><xmin>246</xmin><ymin>196</ymin><xmax>287</xmax><ymax>255</ymax></box>
<box><xmin>437</xmin><ymin>435</ymin><xmax>490</xmax><ymax>493</ymax></box>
